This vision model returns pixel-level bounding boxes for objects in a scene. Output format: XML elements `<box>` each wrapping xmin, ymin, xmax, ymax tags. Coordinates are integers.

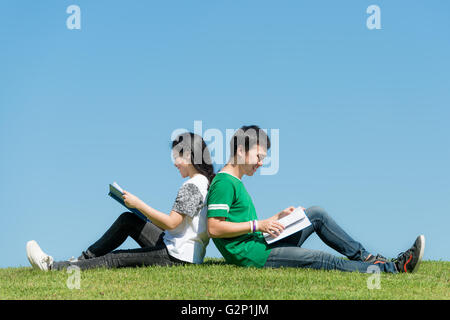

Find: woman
<box><xmin>26</xmin><ymin>132</ymin><xmax>215</xmax><ymax>271</ymax></box>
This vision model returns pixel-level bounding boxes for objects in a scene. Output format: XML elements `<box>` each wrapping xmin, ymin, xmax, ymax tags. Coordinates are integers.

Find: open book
<box><xmin>263</xmin><ymin>207</ymin><xmax>311</xmax><ymax>244</ymax></box>
<box><xmin>108</xmin><ymin>182</ymin><xmax>150</xmax><ymax>222</ymax></box>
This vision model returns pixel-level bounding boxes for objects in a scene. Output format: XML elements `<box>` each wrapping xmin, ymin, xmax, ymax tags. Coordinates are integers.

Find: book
<box><xmin>108</xmin><ymin>182</ymin><xmax>150</xmax><ymax>222</ymax></box>
<box><xmin>263</xmin><ymin>207</ymin><xmax>311</xmax><ymax>244</ymax></box>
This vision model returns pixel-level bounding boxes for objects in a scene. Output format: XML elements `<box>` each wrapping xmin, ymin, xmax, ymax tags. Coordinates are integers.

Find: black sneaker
<box><xmin>393</xmin><ymin>235</ymin><xmax>425</xmax><ymax>273</ymax></box>
<box><xmin>365</xmin><ymin>254</ymin><xmax>389</xmax><ymax>264</ymax></box>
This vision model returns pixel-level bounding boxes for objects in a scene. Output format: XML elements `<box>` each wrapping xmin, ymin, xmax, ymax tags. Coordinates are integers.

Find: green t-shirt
<box><xmin>207</xmin><ymin>172</ymin><xmax>272</xmax><ymax>268</ymax></box>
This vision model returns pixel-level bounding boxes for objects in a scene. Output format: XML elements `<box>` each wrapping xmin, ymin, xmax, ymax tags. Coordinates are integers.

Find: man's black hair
<box><xmin>230</xmin><ymin>125</ymin><xmax>271</xmax><ymax>158</ymax></box>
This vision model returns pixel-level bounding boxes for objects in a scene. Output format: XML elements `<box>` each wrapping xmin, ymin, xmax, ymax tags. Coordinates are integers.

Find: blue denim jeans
<box><xmin>264</xmin><ymin>206</ymin><xmax>398</xmax><ymax>273</ymax></box>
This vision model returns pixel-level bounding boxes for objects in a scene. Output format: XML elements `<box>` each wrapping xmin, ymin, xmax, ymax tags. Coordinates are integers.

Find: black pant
<box><xmin>52</xmin><ymin>212</ymin><xmax>185</xmax><ymax>270</ymax></box>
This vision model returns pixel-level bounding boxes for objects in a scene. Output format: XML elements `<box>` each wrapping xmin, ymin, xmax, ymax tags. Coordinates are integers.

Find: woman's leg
<box><xmin>81</xmin><ymin>211</ymin><xmax>164</xmax><ymax>259</ymax></box>
<box><xmin>264</xmin><ymin>244</ymin><xmax>397</xmax><ymax>273</ymax></box>
<box><xmin>279</xmin><ymin>206</ymin><xmax>372</xmax><ymax>261</ymax></box>
<box><xmin>53</xmin><ymin>244</ymin><xmax>182</xmax><ymax>271</ymax></box>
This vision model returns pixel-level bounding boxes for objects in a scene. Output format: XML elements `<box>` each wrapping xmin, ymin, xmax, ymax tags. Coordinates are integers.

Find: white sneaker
<box><xmin>26</xmin><ymin>240</ymin><xmax>54</xmax><ymax>271</ymax></box>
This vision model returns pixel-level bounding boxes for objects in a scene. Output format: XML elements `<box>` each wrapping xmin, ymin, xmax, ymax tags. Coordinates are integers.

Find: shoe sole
<box><xmin>26</xmin><ymin>240</ymin><xmax>38</xmax><ymax>269</ymax></box>
<box><xmin>411</xmin><ymin>235</ymin><xmax>425</xmax><ymax>273</ymax></box>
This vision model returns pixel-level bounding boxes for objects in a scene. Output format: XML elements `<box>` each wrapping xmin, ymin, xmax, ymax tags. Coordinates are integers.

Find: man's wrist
<box><xmin>249</xmin><ymin>220</ymin><xmax>258</xmax><ymax>233</ymax></box>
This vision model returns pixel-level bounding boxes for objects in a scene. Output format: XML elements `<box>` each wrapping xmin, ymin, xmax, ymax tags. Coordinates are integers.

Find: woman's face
<box><xmin>173</xmin><ymin>150</ymin><xmax>192</xmax><ymax>178</ymax></box>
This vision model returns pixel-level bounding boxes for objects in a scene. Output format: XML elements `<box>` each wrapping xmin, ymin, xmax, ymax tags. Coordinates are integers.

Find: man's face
<box><xmin>241</xmin><ymin>144</ymin><xmax>267</xmax><ymax>176</ymax></box>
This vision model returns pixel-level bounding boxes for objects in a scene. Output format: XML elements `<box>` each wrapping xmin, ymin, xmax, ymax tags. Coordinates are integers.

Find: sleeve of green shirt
<box><xmin>207</xmin><ymin>178</ymin><xmax>235</xmax><ymax>219</ymax></box>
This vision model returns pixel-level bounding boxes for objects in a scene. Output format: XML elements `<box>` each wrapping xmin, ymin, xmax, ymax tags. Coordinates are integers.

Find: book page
<box><xmin>263</xmin><ymin>207</ymin><xmax>311</xmax><ymax>244</ymax></box>
<box><xmin>112</xmin><ymin>181</ymin><xmax>124</xmax><ymax>194</ymax></box>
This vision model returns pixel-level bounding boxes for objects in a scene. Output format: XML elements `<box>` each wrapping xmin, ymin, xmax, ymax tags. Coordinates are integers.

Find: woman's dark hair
<box><xmin>171</xmin><ymin>132</ymin><xmax>216</xmax><ymax>187</ymax></box>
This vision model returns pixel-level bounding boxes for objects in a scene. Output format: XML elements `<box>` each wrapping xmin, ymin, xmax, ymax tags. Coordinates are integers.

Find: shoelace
<box><xmin>392</xmin><ymin>249</ymin><xmax>412</xmax><ymax>264</ymax></box>
<box><xmin>374</xmin><ymin>254</ymin><xmax>388</xmax><ymax>261</ymax></box>
<box><xmin>40</xmin><ymin>255</ymin><xmax>54</xmax><ymax>268</ymax></box>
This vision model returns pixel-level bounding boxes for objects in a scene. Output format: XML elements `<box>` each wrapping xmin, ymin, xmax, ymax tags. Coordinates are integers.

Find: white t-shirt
<box><xmin>163</xmin><ymin>174</ymin><xmax>210</xmax><ymax>264</ymax></box>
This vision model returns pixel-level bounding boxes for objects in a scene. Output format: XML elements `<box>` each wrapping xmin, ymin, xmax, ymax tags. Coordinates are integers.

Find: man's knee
<box><xmin>305</xmin><ymin>206</ymin><xmax>329</xmax><ymax>220</ymax></box>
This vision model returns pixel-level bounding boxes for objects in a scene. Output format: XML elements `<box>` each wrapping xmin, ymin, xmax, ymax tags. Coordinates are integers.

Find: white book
<box><xmin>263</xmin><ymin>207</ymin><xmax>311</xmax><ymax>244</ymax></box>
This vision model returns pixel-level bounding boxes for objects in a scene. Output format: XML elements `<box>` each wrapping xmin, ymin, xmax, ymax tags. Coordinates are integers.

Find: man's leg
<box><xmin>279</xmin><ymin>206</ymin><xmax>373</xmax><ymax>261</ymax></box>
<box><xmin>263</xmin><ymin>244</ymin><xmax>397</xmax><ymax>273</ymax></box>
<box><xmin>82</xmin><ymin>211</ymin><xmax>165</xmax><ymax>258</ymax></box>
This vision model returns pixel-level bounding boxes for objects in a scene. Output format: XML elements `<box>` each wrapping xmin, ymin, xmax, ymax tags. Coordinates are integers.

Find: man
<box><xmin>206</xmin><ymin>125</ymin><xmax>425</xmax><ymax>273</ymax></box>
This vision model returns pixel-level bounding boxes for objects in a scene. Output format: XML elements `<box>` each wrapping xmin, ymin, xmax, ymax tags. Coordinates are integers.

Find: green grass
<box><xmin>1</xmin><ymin>259</ymin><xmax>449</xmax><ymax>300</ymax></box>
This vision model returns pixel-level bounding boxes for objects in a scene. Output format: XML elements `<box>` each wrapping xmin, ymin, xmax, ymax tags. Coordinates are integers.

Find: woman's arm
<box><xmin>136</xmin><ymin>201</ymin><xmax>184</xmax><ymax>231</ymax></box>
<box><xmin>123</xmin><ymin>190</ymin><xmax>184</xmax><ymax>231</ymax></box>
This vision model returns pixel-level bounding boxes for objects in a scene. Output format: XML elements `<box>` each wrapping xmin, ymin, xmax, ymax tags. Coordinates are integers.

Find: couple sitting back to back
<box><xmin>27</xmin><ymin>125</ymin><xmax>425</xmax><ymax>274</ymax></box>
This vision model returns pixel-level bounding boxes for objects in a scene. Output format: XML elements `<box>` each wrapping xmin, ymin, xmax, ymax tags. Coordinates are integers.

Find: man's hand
<box><xmin>260</xmin><ymin>206</ymin><xmax>307</xmax><ymax>237</ymax></box>
<box><xmin>122</xmin><ymin>190</ymin><xmax>143</xmax><ymax>209</ymax></box>
<box><xmin>278</xmin><ymin>206</ymin><xmax>296</xmax><ymax>219</ymax></box>
<box><xmin>257</xmin><ymin>219</ymin><xmax>285</xmax><ymax>238</ymax></box>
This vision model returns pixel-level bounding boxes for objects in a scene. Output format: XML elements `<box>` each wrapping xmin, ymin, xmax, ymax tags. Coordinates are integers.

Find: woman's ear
<box><xmin>178</xmin><ymin>150</ymin><xmax>190</xmax><ymax>163</ymax></box>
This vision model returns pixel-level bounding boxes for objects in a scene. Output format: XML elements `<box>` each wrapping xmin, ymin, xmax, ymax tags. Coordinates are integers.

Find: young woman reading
<box><xmin>26</xmin><ymin>132</ymin><xmax>214</xmax><ymax>271</ymax></box>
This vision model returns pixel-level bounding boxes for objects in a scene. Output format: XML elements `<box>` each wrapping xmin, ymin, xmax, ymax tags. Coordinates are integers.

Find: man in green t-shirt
<box><xmin>207</xmin><ymin>125</ymin><xmax>425</xmax><ymax>273</ymax></box>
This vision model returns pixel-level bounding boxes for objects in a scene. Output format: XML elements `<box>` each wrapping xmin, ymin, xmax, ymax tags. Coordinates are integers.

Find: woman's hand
<box><xmin>257</xmin><ymin>219</ymin><xmax>285</xmax><ymax>238</ymax></box>
<box><xmin>122</xmin><ymin>190</ymin><xmax>143</xmax><ymax>209</ymax></box>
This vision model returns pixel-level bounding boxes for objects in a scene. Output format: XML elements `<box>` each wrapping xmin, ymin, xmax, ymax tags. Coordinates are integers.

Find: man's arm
<box><xmin>207</xmin><ymin>217</ymin><xmax>252</xmax><ymax>238</ymax></box>
<box><xmin>207</xmin><ymin>216</ymin><xmax>286</xmax><ymax>239</ymax></box>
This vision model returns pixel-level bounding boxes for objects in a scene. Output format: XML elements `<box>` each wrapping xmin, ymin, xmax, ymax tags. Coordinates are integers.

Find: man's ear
<box><xmin>235</xmin><ymin>145</ymin><xmax>246</xmax><ymax>164</ymax></box>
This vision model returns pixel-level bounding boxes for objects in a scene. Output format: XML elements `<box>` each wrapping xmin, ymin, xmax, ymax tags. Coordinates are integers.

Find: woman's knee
<box><xmin>118</xmin><ymin>211</ymin><xmax>137</xmax><ymax>224</ymax></box>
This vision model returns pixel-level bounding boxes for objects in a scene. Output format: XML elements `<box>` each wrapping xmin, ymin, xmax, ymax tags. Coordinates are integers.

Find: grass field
<box><xmin>0</xmin><ymin>259</ymin><xmax>448</xmax><ymax>300</ymax></box>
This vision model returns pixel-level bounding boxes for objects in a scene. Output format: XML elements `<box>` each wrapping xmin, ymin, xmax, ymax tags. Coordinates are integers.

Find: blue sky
<box><xmin>1</xmin><ymin>1</ymin><xmax>449</xmax><ymax>268</ymax></box>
